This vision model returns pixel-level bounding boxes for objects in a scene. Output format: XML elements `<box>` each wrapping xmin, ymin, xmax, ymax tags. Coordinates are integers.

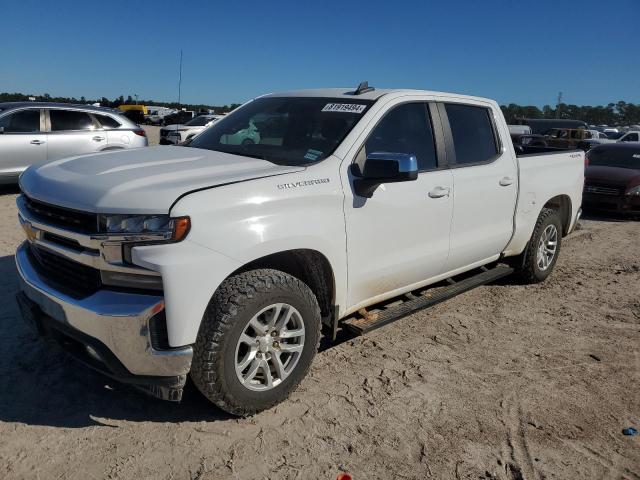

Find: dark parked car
<box><xmin>583</xmin><ymin>144</ymin><xmax>640</xmax><ymax>215</ymax></box>
<box><xmin>511</xmin><ymin>133</ymin><xmax>548</xmax><ymax>147</ymax></box>
<box><xmin>161</xmin><ymin>110</ymin><xmax>194</xmax><ymax>126</ymax></box>
<box><xmin>511</xmin><ymin>118</ymin><xmax>588</xmax><ymax>135</ymax></box>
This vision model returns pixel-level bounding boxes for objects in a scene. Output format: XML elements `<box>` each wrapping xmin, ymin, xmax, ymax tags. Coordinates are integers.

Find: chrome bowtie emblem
<box><xmin>21</xmin><ymin>220</ymin><xmax>38</xmax><ymax>242</ymax></box>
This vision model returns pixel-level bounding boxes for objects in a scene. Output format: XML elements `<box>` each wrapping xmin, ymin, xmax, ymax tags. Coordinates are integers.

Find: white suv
<box><xmin>159</xmin><ymin>114</ymin><xmax>223</xmax><ymax>145</ymax></box>
<box><xmin>0</xmin><ymin>102</ymin><xmax>148</xmax><ymax>184</ymax></box>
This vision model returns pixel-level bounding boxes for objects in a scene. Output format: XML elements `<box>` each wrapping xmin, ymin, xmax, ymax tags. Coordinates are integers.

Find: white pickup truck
<box><xmin>15</xmin><ymin>83</ymin><xmax>584</xmax><ymax>416</ymax></box>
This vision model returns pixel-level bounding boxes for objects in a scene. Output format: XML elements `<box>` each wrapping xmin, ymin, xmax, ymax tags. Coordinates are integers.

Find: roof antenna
<box><xmin>353</xmin><ymin>81</ymin><xmax>375</xmax><ymax>95</ymax></box>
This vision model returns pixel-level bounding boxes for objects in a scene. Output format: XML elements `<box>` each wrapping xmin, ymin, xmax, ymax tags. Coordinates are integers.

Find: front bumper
<box><xmin>15</xmin><ymin>242</ymin><xmax>193</xmax><ymax>400</ymax></box>
<box><xmin>582</xmin><ymin>193</ymin><xmax>640</xmax><ymax>214</ymax></box>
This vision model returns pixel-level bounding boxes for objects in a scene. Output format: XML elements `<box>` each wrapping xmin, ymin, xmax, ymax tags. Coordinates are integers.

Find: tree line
<box><xmin>0</xmin><ymin>92</ymin><xmax>242</xmax><ymax>114</ymax></box>
<box><xmin>2</xmin><ymin>91</ymin><xmax>639</xmax><ymax>126</ymax></box>
<box><xmin>500</xmin><ymin>101</ymin><xmax>640</xmax><ymax>126</ymax></box>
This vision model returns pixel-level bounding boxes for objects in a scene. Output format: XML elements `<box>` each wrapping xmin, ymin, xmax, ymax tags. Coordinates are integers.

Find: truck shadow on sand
<box><xmin>0</xmin><ymin>255</ymin><xmax>235</xmax><ymax>428</ymax></box>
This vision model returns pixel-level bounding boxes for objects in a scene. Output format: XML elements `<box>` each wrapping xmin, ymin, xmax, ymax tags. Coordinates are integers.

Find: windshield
<box><xmin>185</xmin><ymin>115</ymin><xmax>213</xmax><ymax>127</ymax></box>
<box><xmin>188</xmin><ymin>97</ymin><xmax>373</xmax><ymax>165</ymax></box>
<box><xmin>606</xmin><ymin>131</ymin><xmax>624</xmax><ymax>139</ymax></box>
<box><xmin>588</xmin><ymin>148</ymin><xmax>640</xmax><ymax>169</ymax></box>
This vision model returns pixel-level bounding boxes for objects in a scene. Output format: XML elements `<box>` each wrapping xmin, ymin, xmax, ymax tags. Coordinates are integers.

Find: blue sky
<box><xmin>1</xmin><ymin>0</ymin><xmax>639</xmax><ymax>107</ymax></box>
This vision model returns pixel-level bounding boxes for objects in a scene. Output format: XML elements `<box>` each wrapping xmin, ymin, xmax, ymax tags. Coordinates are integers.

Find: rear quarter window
<box><xmin>94</xmin><ymin>114</ymin><xmax>121</xmax><ymax>129</ymax></box>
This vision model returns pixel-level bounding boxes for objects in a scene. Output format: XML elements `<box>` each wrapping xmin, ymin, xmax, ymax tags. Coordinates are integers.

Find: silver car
<box><xmin>0</xmin><ymin>102</ymin><xmax>148</xmax><ymax>184</ymax></box>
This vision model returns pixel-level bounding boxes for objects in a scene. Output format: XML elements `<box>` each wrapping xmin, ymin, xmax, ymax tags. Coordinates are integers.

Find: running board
<box><xmin>342</xmin><ymin>265</ymin><xmax>514</xmax><ymax>335</ymax></box>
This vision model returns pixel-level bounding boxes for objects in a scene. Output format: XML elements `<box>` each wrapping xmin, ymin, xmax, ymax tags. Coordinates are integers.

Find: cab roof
<box><xmin>264</xmin><ymin>88</ymin><xmax>394</xmax><ymax>101</ymax></box>
<box><xmin>262</xmin><ymin>87</ymin><xmax>495</xmax><ymax>105</ymax></box>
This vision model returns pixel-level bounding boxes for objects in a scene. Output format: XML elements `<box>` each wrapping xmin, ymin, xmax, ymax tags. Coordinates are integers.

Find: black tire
<box><xmin>514</xmin><ymin>208</ymin><xmax>563</xmax><ymax>284</ymax></box>
<box><xmin>191</xmin><ymin>269</ymin><xmax>321</xmax><ymax>416</ymax></box>
<box><xmin>241</xmin><ymin>139</ymin><xmax>255</xmax><ymax>146</ymax></box>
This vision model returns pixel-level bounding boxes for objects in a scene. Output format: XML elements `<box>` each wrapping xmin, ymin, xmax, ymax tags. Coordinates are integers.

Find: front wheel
<box><xmin>514</xmin><ymin>208</ymin><xmax>563</xmax><ymax>283</ymax></box>
<box><xmin>191</xmin><ymin>269</ymin><xmax>321</xmax><ymax>416</ymax></box>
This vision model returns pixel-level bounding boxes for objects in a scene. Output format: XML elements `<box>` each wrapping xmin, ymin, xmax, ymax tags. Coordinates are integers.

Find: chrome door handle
<box><xmin>30</xmin><ymin>140</ymin><xmax>45</xmax><ymax>145</ymax></box>
<box><xmin>499</xmin><ymin>176</ymin><xmax>514</xmax><ymax>186</ymax></box>
<box><xmin>92</xmin><ymin>136</ymin><xmax>106</xmax><ymax>142</ymax></box>
<box><xmin>428</xmin><ymin>186</ymin><xmax>450</xmax><ymax>198</ymax></box>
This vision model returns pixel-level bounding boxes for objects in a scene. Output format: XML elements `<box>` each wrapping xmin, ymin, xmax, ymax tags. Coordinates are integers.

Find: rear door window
<box><xmin>49</xmin><ymin>110</ymin><xmax>95</xmax><ymax>131</ymax></box>
<box><xmin>444</xmin><ymin>103</ymin><xmax>499</xmax><ymax>165</ymax></box>
<box><xmin>0</xmin><ymin>109</ymin><xmax>40</xmax><ymax>132</ymax></box>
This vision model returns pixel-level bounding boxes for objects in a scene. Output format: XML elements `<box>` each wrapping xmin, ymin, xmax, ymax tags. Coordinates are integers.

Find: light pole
<box><xmin>178</xmin><ymin>50</ymin><xmax>183</xmax><ymax>105</ymax></box>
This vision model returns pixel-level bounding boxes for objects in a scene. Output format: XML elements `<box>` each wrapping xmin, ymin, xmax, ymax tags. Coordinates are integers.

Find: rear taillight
<box><xmin>133</xmin><ymin>128</ymin><xmax>146</xmax><ymax>137</ymax></box>
<box><xmin>584</xmin><ymin>152</ymin><xmax>589</xmax><ymax>168</ymax></box>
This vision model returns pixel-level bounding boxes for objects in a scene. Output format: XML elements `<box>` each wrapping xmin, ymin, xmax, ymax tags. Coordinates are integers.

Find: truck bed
<box><xmin>503</xmin><ymin>148</ymin><xmax>584</xmax><ymax>257</ymax></box>
<box><xmin>514</xmin><ymin>145</ymin><xmax>578</xmax><ymax>156</ymax></box>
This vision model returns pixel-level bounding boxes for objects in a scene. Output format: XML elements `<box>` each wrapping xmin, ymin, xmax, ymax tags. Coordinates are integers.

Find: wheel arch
<box><xmin>503</xmin><ymin>193</ymin><xmax>575</xmax><ymax>258</ymax></box>
<box><xmin>230</xmin><ymin>249</ymin><xmax>336</xmax><ymax>320</ymax></box>
<box><xmin>542</xmin><ymin>194</ymin><xmax>572</xmax><ymax>236</ymax></box>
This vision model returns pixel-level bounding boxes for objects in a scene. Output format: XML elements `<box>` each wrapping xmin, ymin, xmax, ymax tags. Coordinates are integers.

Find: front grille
<box><xmin>584</xmin><ymin>185</ymin><xmax>621</xmax><ymax>196</ymax></box>
<box><xmin>27</xmin><ymin>244</ymin><xmax>101</xmax><ymax>297</ymax></box>
<box><xmin>42</xmin><ymin>232</ymin><xmax>85</xmax><ymax>252</ymax></box>
<box><xmin>23</xmin><ymin>195</ymin><xmax>98</xmax><ymax>233</ymax></box>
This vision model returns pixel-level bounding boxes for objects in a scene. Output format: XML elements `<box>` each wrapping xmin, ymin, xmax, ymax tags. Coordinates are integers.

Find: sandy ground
<box><xmin>0</xmin><ymin>185</ymin><xmax>638</xmax><ymax>479</ymax></box>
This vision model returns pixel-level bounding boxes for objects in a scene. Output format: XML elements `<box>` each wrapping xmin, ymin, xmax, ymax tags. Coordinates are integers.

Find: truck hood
<box><xmin>19</xmin><ymin>146</ymin><xmax>305</xmax><ymax>214</ymax></box>
<box><xmin>585</xmin><ymin>165</ymin><xmax>640</xmax><ymax>187</ymax></box>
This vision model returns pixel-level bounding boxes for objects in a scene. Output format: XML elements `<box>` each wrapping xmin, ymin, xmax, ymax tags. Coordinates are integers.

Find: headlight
<box><xmin>99</xmin><ymin>214</ymin><xmax>190</xmax><ymax>241</ymax></box>
<box><xmin>626</xmin><ymin>185</ymin><xmax>640</xmax><ymax>196</ymax></box>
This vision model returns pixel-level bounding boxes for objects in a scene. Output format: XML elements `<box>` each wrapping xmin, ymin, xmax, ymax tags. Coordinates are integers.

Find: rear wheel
<box><xmin>190</xmin><ymin>269</ymin><xmax>321</xmax><ymax>416</ymax></box>
<box><xmin>514</xmin><ymin>208</ymin><xmax>562</xmax><ymax>283</ymax></box>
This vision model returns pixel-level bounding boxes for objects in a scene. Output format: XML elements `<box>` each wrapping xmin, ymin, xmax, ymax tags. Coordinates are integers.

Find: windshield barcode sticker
<box><xmin>322</xmin><ymin>103</ymin><xmax>367</xmax><ymax>114</ymax></box>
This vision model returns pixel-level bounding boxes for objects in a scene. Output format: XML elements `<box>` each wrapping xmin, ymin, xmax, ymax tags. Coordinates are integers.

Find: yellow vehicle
<box><xmin>118</xmin><ymin>104</ymin><xmax>148</xmax><ymax>115</ymax></box>
<box><xmin>118</xmin><ymin>105</ymin><xmax>147</xmax><ymax>124</ymax></box>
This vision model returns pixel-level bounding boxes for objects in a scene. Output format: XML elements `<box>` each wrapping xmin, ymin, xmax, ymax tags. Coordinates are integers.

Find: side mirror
<box><xmin>352</xmin><ymin>152</ymin><xmax>418</xmax><ymax>198</ymax></box>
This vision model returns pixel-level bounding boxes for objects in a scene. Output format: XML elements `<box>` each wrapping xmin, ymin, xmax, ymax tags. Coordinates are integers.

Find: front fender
<box><xmin>132</xmin><ymin>240</ymin><xmax>241</xmax><ymax>347</ymax></box>
<box><xmin>164</xmin><ymin>158</ymin><xmax>348</xmax><ymax>340</ymax></box>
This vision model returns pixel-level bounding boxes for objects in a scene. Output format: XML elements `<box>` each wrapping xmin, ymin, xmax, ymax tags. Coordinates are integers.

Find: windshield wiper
<box><xmin>239</xmin><ymin>152</ymin><xmax>269</xmax><ymax>161</ymax></box>
<box><xmin>208</xmin><ymin>148</ymin><xmax>269</xmax><ymax>161</ymax></box>
<box><xmin>193</xmin><ymin>146</ymin><xmax>299</xmax><ymax>166</ymax></box>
